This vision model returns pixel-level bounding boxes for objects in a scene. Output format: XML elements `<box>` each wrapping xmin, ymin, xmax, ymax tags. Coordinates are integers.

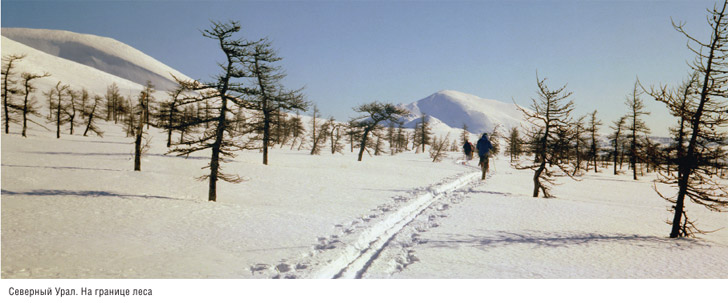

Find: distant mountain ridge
<box><xmin>399</xmin><ymin>90</ymin><xmax>525</xmax><ymax>135</ymax></box>
<box><xmin>1</xmin><ymin>28</ymin><xmax>190</xmax><ymax>91</ymax></box>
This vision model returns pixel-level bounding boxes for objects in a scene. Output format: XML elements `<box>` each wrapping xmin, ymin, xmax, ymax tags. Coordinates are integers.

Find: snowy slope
<box><xmin>2</xmin><ymin>28</ymin><xmax>191</xmax><ymax>91</ymax></box>
<box><xmin>1</xmin><ymin>36</ymin><xmax>147</xmax><ymax>98</ymax></box>
<box><xmin>400</xmin><ymin>90</ymin><xmax>525</xmax><ymax>135</ymax></box>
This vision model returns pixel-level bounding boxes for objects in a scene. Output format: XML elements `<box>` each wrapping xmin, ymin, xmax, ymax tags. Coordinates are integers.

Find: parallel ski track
<box><xmin>309</xmin><ymin>169</ymin><xmax>481</xmax><ymax>279</ymax></box>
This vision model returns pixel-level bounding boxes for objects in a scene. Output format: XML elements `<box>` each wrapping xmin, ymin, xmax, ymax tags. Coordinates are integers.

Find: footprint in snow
<box><xmin>276</xmin><ymin>263</ymin><xmax>291</xmax><ymax>273</ymax></box>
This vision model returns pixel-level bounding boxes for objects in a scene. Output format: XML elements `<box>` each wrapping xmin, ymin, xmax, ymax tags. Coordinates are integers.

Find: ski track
<box><xmin>252</xmin><ymin>159</ymin><xmax>489</xmax><ymax>279</ymax></box>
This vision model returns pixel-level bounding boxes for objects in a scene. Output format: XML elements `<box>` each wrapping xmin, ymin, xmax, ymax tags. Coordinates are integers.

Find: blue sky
<box><xmin>2</xmin><ymin>0</ymin><xmax>720</xmax><ymax>136</ymax></box>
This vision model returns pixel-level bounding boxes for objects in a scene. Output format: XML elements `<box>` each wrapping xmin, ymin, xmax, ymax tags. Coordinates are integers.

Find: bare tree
<box><xmin>18</xmin><ymin>71</ymin><xmax>50</xmax><ymax>137</ymax></box>
<box><xmin>309</xmin><ymin>105</ymin><xmax>324</xmax><ymax>155</ymax></box>
<box><xmin>123</xmin><ymin>94</ymin><xmax>136</xmax><ymax>137</ymax></box>
<box><xmin>387</xmin><ymin>121</ymin><xmax>397</xmax><ymax>155</ymax></box>
<box><xmin>352</xmin><ymin>101</ymin><xmax>408</xmax><ymax>161</ymax></box>
<box><xmin>625</xmin><ymin>81</ymin><xmax>651</xmax><ymax>180</ymax></box>
<box><xmin>395</xmin><ymin>121</ymin><xmax>409</xmax><ymax>153</ymax></box>
<box><xmin>287</xmin><ymin>111</ymin><xmax>306</xmax><ymax>150</ymax></box>
<box><xmin>429</xmin><ymin>133</ymin><xmax>451</xmax><ymax>162</ymax></box>
<box><xmin>413</xmin><ymin>114</ymin><xmax>432</xmax><ymax>153</ymax></box>
<box><xmin>347</xmin><ymin>119</ymin><xmax>362</xmax><ymax>153</ymax></box>
<box><xmin>168</xmin><ymin>20</ymin><xmax>258</xmax><ymax>202</ymax></box>
<box><xmin>2</xmin><ymin>54</ymin><xmax>25</xmax><ymax>134</ymax></box>
<box><xmin>653</xmin><ymin>2</ymin><xmax>728</xmax><ymax>238</ymax></box>
<box><xmin>105</xmin><ymin>83</ymin><xmax>122</xmax><ymax>123</ymax></box>
<box><xmin>488</xmin><ymin>124</ymin><xmax>503</xmax><ymax>156</ymax></box>
<box><xmin>571</xmin><ymin>115</ymin><xmax>587</xmax><ymax>174</ymax></box>
<box><xmin>328</xmin><ymin>117</ymin><xmax>345</xmax><ymax>154</ymax></box>
<box><xmin>245</xmin><ymin>38</ymin><xmax>308</xmax><ymax>165</ymax></box>
<box><xmin>83</xmin><ymin>95</ymin><xmax>104</xmax><ymax>137</ymax></box>
<box><xmin>159</xmin><ymin>86</ymin><xmax>184</xmax><ymax>147</ymax></box>
<box><xmin>608</xmin><ymin>116</ymin><xmax>627</xmax><ymax>175</ymax></box>
<box><xmin>372</xmin><ymin>128</ymin><xmax>385</xmax><ymax>156</ymax></box>
<box><xmin>50</xmin><ymin>81</ymin><xmax>70</xmax><ymax>139</ymax></box>
<box><xmin>133</xmin><ymin>91</ymin><xmax>148</xmax><ymax>172</ymax></box>
<box><xmin>505</xmin><ymin>126</ymin><xmax>523</xmax><ymax>163</ymax></box>
<box><xmin>586</xmin><ymin>110</ymin><xmax>602</xmax><ymax>173</ymax></box>
<box><xmin>141</xmin><ymin>80</ymin><xmax>155</xmax><ymax>129</ymax></box>
<box><xmin>515</xmin><ymin>75</ymin><xmax>576</xmax><ymax>198</ymax></box>
<box><xmin>65</xmin><ymin>89</ymin><xmax>79</xmax><ymax>135</ymax></box>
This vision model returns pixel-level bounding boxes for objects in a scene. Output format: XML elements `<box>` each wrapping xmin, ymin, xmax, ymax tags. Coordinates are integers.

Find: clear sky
<box><xmin>1</xmin><ymin>0</ymin><xmax>720</xmax><ymax>136</ymax></box>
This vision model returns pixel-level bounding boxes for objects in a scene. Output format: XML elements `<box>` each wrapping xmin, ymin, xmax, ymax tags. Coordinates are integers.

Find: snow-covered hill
<box><xmin>2</xmin><ymin>28</ymin><xmax>191</xmax><ymax>92</ymax></box>
<box><xmin>400</xmin><ymin>90</ymin><xmax>525</xmax><ymax>135</ymax></box>
<box><xmin>1</xmin><ymin>36</ymin><xmax>149</xmax><ymax>98</ymax></box>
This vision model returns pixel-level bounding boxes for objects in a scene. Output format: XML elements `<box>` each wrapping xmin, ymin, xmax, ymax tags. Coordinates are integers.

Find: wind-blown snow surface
<box><xmin>400</xmin><ymin>90</ymin><xmax>525</xmax><ymax>135</ymax></box>
<box><xmin>2</xmin><ymin>28</ymin><xmax>191</xmax><ymax>91</ymax></box>
<box><xmin>2</xmin><ymin>119</ymin><xmax>727</xmax><ymax>279</ymax></box>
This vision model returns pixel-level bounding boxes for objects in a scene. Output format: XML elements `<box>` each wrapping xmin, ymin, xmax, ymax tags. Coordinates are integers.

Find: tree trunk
<box><xmin>357</xmin><ymin>129</ymin><xmax>370</xmax><ymax>162</ymax></box>
<box><xmin>56</xmin><ymin>99</ymin><xmax>61</xmax><ymax>139</ymax></box>
<box><xmin>167</xmin><ymin>108</ymin><xmax>174</xmax><ymax>147</ymax></box>
<box><xmin>3</xmin><ymin>96</ymin><xmax>9</xmax><ymax>134</ymax></box>
<box><xmin>533</xmin><ymin>162</ymin><xmax>545</xmax><ymax>198</ymax></box>
<box><xmin>263</xmin><ymin>110</ymin><xmax>270</xmax><ymax>165</ymax></box>
<box><xmin>83</xmin><ymin>113</ymin><xmax>93</xmax><ymax>136</ymax></box>
<box><xmin>134</xmin><ymin>116</ymin><xmax>143</xmax><ymax>171</ymax></box>
<box><xmin>208</xmin><ymin>97</ymin><xmax>228</xmax><ymax>201</ymax></box>
<box><xmin>670</xmin><ymin>169</ymin><xmax>690</xmax><ymax>238</ymax></box>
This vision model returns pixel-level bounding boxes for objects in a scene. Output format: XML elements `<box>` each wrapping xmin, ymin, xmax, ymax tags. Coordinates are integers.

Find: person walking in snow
<box><xmin>463</xmin><ymin>139</ymin><xmax>474</xmax><ymax>161</ymax></box>
<box><xmin>476</xmin><ymin>133</ymin><xmax>493</xmax><ymax>180</ymax></box>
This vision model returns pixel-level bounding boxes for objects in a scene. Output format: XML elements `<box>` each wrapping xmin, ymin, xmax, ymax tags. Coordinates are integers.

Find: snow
<box><xmin>3</xmin><ymin>121</ymin><xmax>727</xmax><ymax>280</ymax></box>
<box><xmin>0</xmin><ymin>122</ymin><xmax>472</xmax><ymax>278</ymax></box>
<box><xmin>363</xmin><ymin>162</ymin><xmax>728</xmax><ymax>278</ymax></box>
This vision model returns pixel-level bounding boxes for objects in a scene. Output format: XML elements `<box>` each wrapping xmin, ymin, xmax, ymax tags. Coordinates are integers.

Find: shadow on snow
<box><xmin>25</xmin><ymin>151</ymin><xmax>210</xmax><ymax>160</ymax></box>
<box><xmin>1</xmin><ymin>189</ymin><xmax>188</xmax><ymax>201</ymax></box>
<box><xmin>2</xmin><ymin>164</ymin><xmax>124</xmax><ymax>172</ymax></box>
<box><xmin>423</xmin><ymin>230</ymin><xmax>708</xmax><ymax>250</ymax></box>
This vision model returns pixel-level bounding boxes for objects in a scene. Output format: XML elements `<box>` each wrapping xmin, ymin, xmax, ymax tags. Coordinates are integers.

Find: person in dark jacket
<box><xmin>476</xmin><ymin>133</ymin><xmax>493</xmax><ymax>179</ymax></box>
<box><xmin>463</xmin><ymin>139</ymin><xmax>474</xmax><ymax>161</ymax></box>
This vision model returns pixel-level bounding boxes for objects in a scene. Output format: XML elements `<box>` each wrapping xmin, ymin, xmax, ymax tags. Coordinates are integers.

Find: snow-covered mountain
<box><xmin>400</xmin><ymin>90</ymin><xmax>524</xmax><ymax>136</ymax></box>
<box><xmin>1</xmin><ymin>28</ymin><xmax>191</xmax><ymax>92</ymax></box>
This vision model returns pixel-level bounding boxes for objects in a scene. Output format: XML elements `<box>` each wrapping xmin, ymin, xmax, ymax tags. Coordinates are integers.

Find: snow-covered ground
<box><xmin>1</xmin><ymin>122</ymin><xmax>473</xmax><ymax>278</ymax></box>
<box><xmin>2</xmin><ymin>119</ymin><xmax>727</xmax><ymax>280</ymax></box>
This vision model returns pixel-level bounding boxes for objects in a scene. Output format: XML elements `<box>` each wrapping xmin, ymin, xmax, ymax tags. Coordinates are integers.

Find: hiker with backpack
<box><xmin>463</xmin><ymin>139</ymin><xmax>474</xmax><ymax>161</ymax></box>
<box><xmin>476</xmin><ymin>133</ymin><xmax>493</xmax><ymax>180</ymax></box>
